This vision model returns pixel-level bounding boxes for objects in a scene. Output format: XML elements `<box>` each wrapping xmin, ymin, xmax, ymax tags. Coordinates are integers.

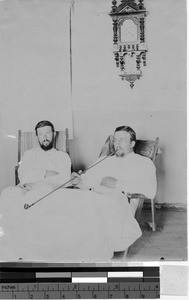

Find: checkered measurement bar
<box><xmin>0</xmin><ymin>266</ymin><xmax>160</xmax><ymax>298</ymax></box>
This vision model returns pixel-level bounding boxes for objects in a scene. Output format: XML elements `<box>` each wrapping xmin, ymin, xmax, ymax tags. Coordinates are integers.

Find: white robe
<box><xmin>18</xmin><ymin>147</ymin><xmax>71</xmax><ymax>186</ymax></box>
<box><xmin>0</xmin><ymin>152</ymin><xmax>150</xmax><ymax>262</ymax></box>
<box><xmin>82</xmin><ymin>152</ymin><xmax>157</xmax><ymax>199</ymax></box>
<box><xmin>0</xmin><ymin>189</ymin><xmax>142</xmax><ymax>262</ymax></box>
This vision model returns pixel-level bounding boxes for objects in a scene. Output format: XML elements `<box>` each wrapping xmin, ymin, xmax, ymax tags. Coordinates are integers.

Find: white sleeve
<box><xmin>18</xmin><ymin>151</ymin><xmax>45</xmax><ymax>184</ymax></box>
<box><xmin>117</xmin><ymin>159</ymin><xmax>157</xmax><ymax>199</ymax></box>
<box><xmin>133</xmin><ymin>161</ymin><xmax>157</xmax><ymax>199</ymax></box>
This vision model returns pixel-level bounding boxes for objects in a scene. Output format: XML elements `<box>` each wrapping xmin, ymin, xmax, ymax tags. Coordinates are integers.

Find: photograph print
<box><xmin>0</xmin><ymin>0</ymin><xmax>187</xmax><ymax>263</ymax></box>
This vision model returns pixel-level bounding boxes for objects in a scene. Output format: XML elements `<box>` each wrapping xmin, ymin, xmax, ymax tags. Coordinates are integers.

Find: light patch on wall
<box><xmin>5</xmin><ymin>134</ymin><xmax>16</xmax><ymax>139</ymax></box>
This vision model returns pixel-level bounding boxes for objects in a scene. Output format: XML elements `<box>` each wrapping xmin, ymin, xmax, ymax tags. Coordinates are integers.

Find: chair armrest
<box><xmin>127</xmin><ymin>193</ymin><xmax>150</xmax><ymax>200</ymax></box>
<box><xmin>126</xmin><ymin>193</ymin><xmax>145</xmax><ymax>221</ymax></box>
<box><xmin>127</xmin><ymin>193</ymin><xmax>156</xmax><ymax>231</ymax></box>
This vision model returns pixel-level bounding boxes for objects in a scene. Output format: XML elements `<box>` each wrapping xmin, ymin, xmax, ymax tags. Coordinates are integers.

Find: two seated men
<box><xmin>1</xmin><ymin>120</ymin><xmax>157</xmax><ymax>214</ymax></box>
<box><xmin>0</xmin><ymin>120</ymin><xmax>157</xmax><ymax>261</ymax></box>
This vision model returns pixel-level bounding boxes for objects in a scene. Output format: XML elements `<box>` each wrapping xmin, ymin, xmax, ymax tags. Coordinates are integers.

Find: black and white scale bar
<box><xmin>0</xmin><ymin>267</ymin><xmax>159</xmax><ymax>283</ymax></box>
<box><xmin>0</xmin><ymin>266</ymin><xmax>160</xmax><ymax>298</ymax></box>
<box><xmin>0</xmin><ymin>267</ymin><xmax>159</xmax><ymax>281</ymax></box>
<box><xmin>0</xmin><ymin>266</ymin><xmax>159</xmax><ymax>273</ymax></box>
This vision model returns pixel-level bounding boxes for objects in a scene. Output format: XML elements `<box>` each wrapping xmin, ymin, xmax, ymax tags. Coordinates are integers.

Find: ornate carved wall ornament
<box><xmin>109</xmin><ymin>0</ymin><xmax>148</xmax><ymax>88</ymax></box>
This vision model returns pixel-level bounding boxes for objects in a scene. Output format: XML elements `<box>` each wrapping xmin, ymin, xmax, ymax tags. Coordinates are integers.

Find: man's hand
<box><xmin>18</xmin><ymin>183</ymin><xmax>33</xmax><ymax>192</ymax></box>
<box><xmin>45</xmin><ymin>170</ymin><xmax>59</xmax><ymax>178</ymax></box>
<box><xmin>71</xmin><ymin>172</ymin><xmax>82</xmax><ymax>186</ymax></box>
<box><xmin>91</xmin><ymin>176</ymin><xmax>118</xmax><ymax>195</ymax></box>
<box><xmin>19</xmin><ymin>181</ymin><xmax>44</xmax><ymax>191</ymax></box>
<box><xmin>100</xmin><ymin>176</ymin><xmax>117</xmax><ymax>188</ymax></box>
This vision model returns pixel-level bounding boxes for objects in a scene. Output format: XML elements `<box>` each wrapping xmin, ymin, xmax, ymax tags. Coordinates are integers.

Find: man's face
<box><xmin>37</xmin><ymin>125</ymin><xmax>54</xmax><ymax>151</ymax></box>
<box><xmin>113</xmin><ymin>131</ymin><xmax>135</xmax><ymax>157</ymax></box>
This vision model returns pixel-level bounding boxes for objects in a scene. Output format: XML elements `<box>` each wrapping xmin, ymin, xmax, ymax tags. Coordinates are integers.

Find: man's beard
<box><xmin>40</xmin><ymin>139</ymin><xmax>54</xmax><ymax>151</ymax></box>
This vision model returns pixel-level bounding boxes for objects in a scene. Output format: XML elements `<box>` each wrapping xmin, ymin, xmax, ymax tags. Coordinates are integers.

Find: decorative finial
<box><xmin>138</xmin><ymin>0</ymin><xmax>144</xmax><ymax>10</ymax></box>
<box><xmin>111</xmin><ymin>0</ymin><xmax>118</xmax><ymax>13</ymax></box>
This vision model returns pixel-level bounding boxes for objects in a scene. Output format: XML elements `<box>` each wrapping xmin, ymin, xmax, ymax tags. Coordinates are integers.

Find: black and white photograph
<box><xmin>0</xmin><ymin>0</ymin><xmax>187</xmax><ymax>264</ymax></box>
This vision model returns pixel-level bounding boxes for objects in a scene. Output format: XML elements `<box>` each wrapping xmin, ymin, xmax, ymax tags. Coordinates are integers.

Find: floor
<box><xmin>114</xmin><ymin>206</ymin><xmax>188</xmax><ymax>261</ymax></box>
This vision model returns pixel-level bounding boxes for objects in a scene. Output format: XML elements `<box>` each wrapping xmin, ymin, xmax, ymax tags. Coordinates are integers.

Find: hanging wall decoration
<box><xmin>109</xmin><ymin>0</ymin><xmax>148</xmax><ymax>88</ymax></box>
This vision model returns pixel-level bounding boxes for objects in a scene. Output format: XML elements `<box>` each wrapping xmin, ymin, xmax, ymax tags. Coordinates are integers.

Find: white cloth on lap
<box><xmin>0</xmin><ymin>188</ymin><xmax>141</xmax><ymax>262</ymax></box>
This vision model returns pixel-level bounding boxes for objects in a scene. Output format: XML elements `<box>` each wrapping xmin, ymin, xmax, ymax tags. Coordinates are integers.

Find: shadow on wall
<box><xmin>68</xmin><ymin>139</ymin><xmax>86</xmax><ymax>172</ymax></box>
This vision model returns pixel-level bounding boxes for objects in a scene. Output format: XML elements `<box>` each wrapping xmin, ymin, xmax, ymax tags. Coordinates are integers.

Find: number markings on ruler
<box><xmin>0</xmin><ymin>267</ymin><xmax>160</xmax><ymax>298</ymax></box>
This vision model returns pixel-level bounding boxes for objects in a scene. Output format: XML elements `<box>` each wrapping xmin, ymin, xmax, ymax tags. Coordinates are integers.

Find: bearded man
<box><xmin>0</xmin><ymin>120</ymin><xmax>71</xmax><ymax>200</ymax></box>
<box><xmin>18</xmin><ymin>120</ymin><xmax>71</xmax><ymax>193</ymax></box>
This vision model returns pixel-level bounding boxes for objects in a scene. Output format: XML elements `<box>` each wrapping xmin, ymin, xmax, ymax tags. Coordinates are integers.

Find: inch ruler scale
<box><xmin>0</xmin><ymin>266</ymin><xmax>160</xmax><ymax>299</ymax></box>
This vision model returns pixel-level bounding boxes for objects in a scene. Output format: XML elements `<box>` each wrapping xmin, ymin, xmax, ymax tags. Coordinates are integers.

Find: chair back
<box><xmin>17</xmin><ymin>129</ymin><xmax>69</xmax><ymax>164</ymax></box>
<box><xmin>134</xmin><ymin>138</ymin><xmax>159</xmax><ymax>163</ymax></box>
<box><xmin>99</xmin><ymin>135</ymin><xmax>159</xmax><ymax>162</ymax></box>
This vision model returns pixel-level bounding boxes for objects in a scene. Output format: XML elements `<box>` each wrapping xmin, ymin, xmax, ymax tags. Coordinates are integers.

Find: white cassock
<box><xmin>18</xmin><ymin>147</ymin><xmax>71</xmax><ymax>186</ymax></box>
<box><xmin>81</xmin><ymin>152</ymin><xmax>157</xmax><ymax>199</ymax></box>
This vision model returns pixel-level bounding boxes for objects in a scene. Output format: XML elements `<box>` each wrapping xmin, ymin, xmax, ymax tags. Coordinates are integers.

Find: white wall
<box><xmin>69</xmin><ymin>0</ymin><xmax>187</xmax><ymax>204</ymax></box>
<box><xmin>0</xmin><ymin>0</ymin><xmax>187</xmax><ymax>204</ymax></box>
<box><xmin>0</xmin><ymin>0</ymin><xmax>73</xmax><ymax>187</ymax></box>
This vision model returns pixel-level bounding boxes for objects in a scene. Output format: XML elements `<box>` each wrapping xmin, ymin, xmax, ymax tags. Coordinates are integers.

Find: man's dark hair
<box><xmin>114</xmin><ymin>125</ymin><xmax>136</xmax><ymax>142</ymax></box>
<box><xmin>35</xmin><ymin>120</ymin><xmax>55</xmax><ymax>136</ymax></box>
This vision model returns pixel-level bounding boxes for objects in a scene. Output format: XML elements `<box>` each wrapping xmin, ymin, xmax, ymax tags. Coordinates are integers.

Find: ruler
<box><xmin>0</xmin><ymin>266</ymin><xmax>160</xmax><ymax>299</ymax></box>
